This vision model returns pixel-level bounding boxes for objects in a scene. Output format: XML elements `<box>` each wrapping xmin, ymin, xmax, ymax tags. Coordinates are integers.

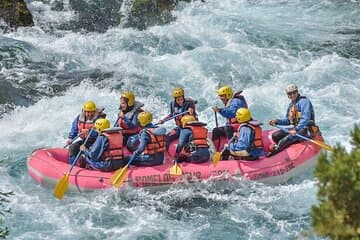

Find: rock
<box><xmin>0</xmin><ymin>0</ymin><xmax>34</xmax><ymax>29</ymax></box>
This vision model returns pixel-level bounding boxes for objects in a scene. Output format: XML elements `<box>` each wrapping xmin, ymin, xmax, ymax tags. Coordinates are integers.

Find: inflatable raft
<box><xmin>27</xmin><ymin>130</ymin><xmax>323</xmax><ymax>192</ymax></box>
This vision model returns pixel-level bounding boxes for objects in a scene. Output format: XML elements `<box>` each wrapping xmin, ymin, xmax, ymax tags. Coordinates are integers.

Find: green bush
<box><xmin>312</xmin><ymin>124</ymin><xmax>360</xmax><ymax>239</ymax></box>
<box><xmin>0</xmin><ymin>190</ymin><xmax>12</xmax><ymax>239</ymax></box>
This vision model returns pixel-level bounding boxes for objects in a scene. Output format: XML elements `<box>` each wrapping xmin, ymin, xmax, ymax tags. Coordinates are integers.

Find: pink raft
<box><xmin>27</xmin><ymin>130</ymin><xmax>323</xmax><ymax>192</ymax></box>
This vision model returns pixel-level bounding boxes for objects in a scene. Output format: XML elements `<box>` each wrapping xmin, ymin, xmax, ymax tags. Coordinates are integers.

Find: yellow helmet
<box><xmin>217</xmin><ymin>86</ymin><xmax>233</xmax><ymax>99</ymax></box>
<box><xmin>173</xmin><ymin>87</ymin><xmax>185</xmax><ymax>98</ymax></box>
<box><xmin>236</xmin><ymin>108</ymin><xmax>251</xmax><ymax>123</ymax></box>
<box><xmin>94</xmin><ymin>118</ymin><xmax>110</xmax><ymax>132</ymax></box>
<box><xmin>181</xmin><ymin>115</ymin><xmax>196</xmax><ymax>128</ymax></box>
<box><xmin>83</xmin><ymin>100</ymin><xmax>96</xmax><ymax>112</ymax></box>
<box><xmin>137</xmin><ymin>111</ymin><xmax>153</xmax><ymax>127</ymax></box>
<box><xmin>121</xmin><ymin>91</ymin><xmax>135</xmax><ymax>107</ymax></box>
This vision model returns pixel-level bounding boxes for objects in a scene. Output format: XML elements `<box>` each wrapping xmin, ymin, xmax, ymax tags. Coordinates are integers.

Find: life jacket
<box><xmin>227</xmin><ymin>91</ymin><xmax>248</xmax><ymax>125</ymax></box>
<box><xmin>186</xmin><ymin>122</ymin><xmax>209</xmax><ymax>148</ymax></box>
<box><xmin>235</xmin><ymin>120</ymin><xmax>263</xmax><ymax>151</ymax></box>
<box><xmin>288</xmin><ymin>96</ymin><xmax>315</xmax><ymax>126</ymax></box>
<box><xmin>117</xmin><ymin>101</ymin><xmax>144</xmax><ymax>135</ymax></box>
<box><xmin>143</xmin><ymin>128</ymin><xmax>166</xmax><ymax>155</ymax></box>
<box><xmin>77</xmin><ymin>107</ymin><xmax>105</xmax><ymax>133</ymax></box>
<box><xmin>170</xmin><ymin>98</ymin><xmax>197</xmax><ymax>127</ymax></box>
<box><xmin>101</xmin><ymin>129</ymin><xmax>124</xmax><ymax>161</ymax></box>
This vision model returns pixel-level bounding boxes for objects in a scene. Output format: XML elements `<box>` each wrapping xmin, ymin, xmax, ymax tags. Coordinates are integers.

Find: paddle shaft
<box><xmin>68</xmin><ymin>128</ymin><xmax>94</xmax><ymax>173</ymax></box>
<box><xmin>215</xmin><ymin>111</ymin><xmax>219</xmax><ymax>128</ymax></box>
<box><xmin>275</xmin><ymin>125</ymin><xmax>312</xmax><ymax>142</ymax></box>
<box><xmin>155</xmin><ymin>110</ymin><xmax>189</xmax><ymax>126</ymax></box>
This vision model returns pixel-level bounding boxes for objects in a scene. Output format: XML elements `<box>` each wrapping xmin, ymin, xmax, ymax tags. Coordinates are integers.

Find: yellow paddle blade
<box><xmin>169</xmin><ymin>163</ymin><xmax>182</xmax><ymax>176</ymax></box>
<box><xmin>110</xmin><ymin>166</ymin><xmax>128</xmax><ymax>188</ymax></box>
<box><xmin>212</xmin><ymin>152</ymin><xmax>222</xmax><ymax>167</ymax></box>
<box><xmin>310</xmin><ymin>139</ymin><xmax>333</xmax><ymax>151</ymax></box>
<box><xmin>53</xmin><ymin>173</ymin><xmax>70</xmax><ymax>200</ymax></box>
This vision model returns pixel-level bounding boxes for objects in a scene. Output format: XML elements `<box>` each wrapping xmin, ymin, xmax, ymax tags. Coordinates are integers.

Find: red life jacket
<box><xmin>144</xmin><ymin>128</ymin><xmax>166</xmax><ymax>155</ymax></box>
<box><xmin>170</xmin><ymin>98</ymin><xmax>197</xmax><ymax>127</ymax></box>
<box><xmin>227</xmin><ymin>91</ymin><xmax>248</xmax><ymax>125</ymax></box>
<box><xmin>102</xmin><ymin>130</ymin><xmax>124</xmax><ymax>161</ymax></box>
<box><xmin>187</xmin><ymin>123</ymin><xmax>209</xmax><ymax>148</ymax></box>
<box><xmin>235</xmin><ymin>120</ymin><xmax>263</xmax><ymax>150</ymax></box>
<box><xmin>77</xmin><ymin>108</ymin><xmax>105</xmax><ymax>133</ymax></box>
<box><xmin>117</xmin><ymin>101</ymin><xmax>144</xmax><ymax>134</ymax></box>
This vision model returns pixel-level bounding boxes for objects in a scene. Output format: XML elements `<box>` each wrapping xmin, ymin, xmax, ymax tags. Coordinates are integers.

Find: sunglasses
<box><xmin>287</xmin><ymin>91</ymin><xmax>298</xmax><ymax>96</ymax></box>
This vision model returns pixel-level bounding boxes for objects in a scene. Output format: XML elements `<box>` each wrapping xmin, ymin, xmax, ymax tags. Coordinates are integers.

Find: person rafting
<box><xmin>158</xmin><ymin>87</ymin><xmax>197</xmax><ymax>149</ymax></box>
<box><xmin>174</xmin><ymin>115</ymin><xmax>210</xmax><ymax>163</ymax></box>
<box><xmin>125</xmin><ymin>111</ymin><xmax>166</xmax><ymax>166</ymax></box>
<box><xmin>222</xmin><ymin>108</ymin><xmax>264</xmax><ymax>161</ymax></box>
<box><xmin>79</xmin><ymin>118</ymin><xmax>127</xmax><ymax>171</ymax></box>
<box><xmin>211</xmin><ymin>86</ymin><xmax>248</xmax><ymax>144</ymax></box>
<box><xmin>67</xmin><ymin>100</ymin><xmax>106</xmax><ymax>164</ymax></box>
<box><xmin>115</xmin><ymin>91</ymin><xmax>144</xmax><ymax>145</ymax></box>
<box><xmin>267</xmin><ymin>84</ymin><xmax>321</xmax><ymax>156</ymax></box>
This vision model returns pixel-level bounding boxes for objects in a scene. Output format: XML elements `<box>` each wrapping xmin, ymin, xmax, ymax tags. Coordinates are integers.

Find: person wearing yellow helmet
<box><xmin>116</xmin><ymin>91</ymin><xmax>144</xmax><ymax>145</ymax></box>
<box><xmin>267</xmin><ymin>84</ymin><xmax>320</xmax><ymax>157</ymax></box>
<box><xmin>159</xmin><ymin>87</ymin><xmax>198</xmax><ymax>149</ymax></box>
<box><xmin>174</xmin><ymin>116</ymin><xmax>210</xmax><ymax>163</ymax></box>
<box><xmin>124</xmin><ymin>111</ymin><xmax>167</xmax><ymax>166</ymax></box>
<box><xmin>211</xmin><ymin>86</ymin><xmax>248</xmax><ymax>147</ymax></box>
<box><xmin>222</xmin><ymin>108</ymin><xmax>264</xmax><ymax>161</ymax></box>
<box><xmin>67</xmin><ymin>100</ymin><xmax>106</xmax><ymax>165</ymax></box>
<box><xmin>79</xmin><ymin>118</ymin><xmax>128</xmax><ymax>171</ymax></box>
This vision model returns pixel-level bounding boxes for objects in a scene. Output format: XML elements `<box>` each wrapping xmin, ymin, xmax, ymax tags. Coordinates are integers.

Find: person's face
<box><xmin>287</xmin><ymin>90</ymin><xmax>298</xmax><ymax>102</ymax></box>
<box><xmin>84</xmin><ymin>111</ymin><xmax>96</xmax><ymax>119</ymax></box>
<box><xmin>175</xmin><ymin>96</ymin><xmax>185</xmax><ymax>106</ymax></box>
<box><xmin>219</xmin><ymin>94</ymin><xmax>228</xmax><ymax>105</ymax></box>
<box><xmin>120</xmin><ymin>98</ymin><xmax>128</xmax><ymax>111</ymax></box>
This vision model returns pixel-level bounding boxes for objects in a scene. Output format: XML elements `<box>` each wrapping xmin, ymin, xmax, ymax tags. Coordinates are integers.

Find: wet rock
<box><xmin>0</xmin><ymin>0</ymin><xmax>34</xmax><ymax>29</ymax></box>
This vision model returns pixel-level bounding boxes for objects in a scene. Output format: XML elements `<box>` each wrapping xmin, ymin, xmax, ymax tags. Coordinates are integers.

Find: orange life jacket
<box><xmin>102</xmin><ymin>130</ymin><xmax>124</xmax><ymax>161</ymax></box>
<box><xmin>236</xmin><ymin>120</ymin><xmax>263</xmax><ymax>150</ymax></box>
<box><xmin>227</xmin><ymin>91</ymin><xmax>248</xmax><ymax>125</ymax></box>
<box><xmin>288</xmin><ymin>96</ymin><xmax>315</xmax><ymax>126</ymax></box>
<box><xmin>187</xmin><ymin>124</ymin><xmax>209</xmax><ymax>148</ymax></box>
<box><xmin>143</xmin><ymin>128</ymin><xmax>166</xmax><ymax>155</ymax></box>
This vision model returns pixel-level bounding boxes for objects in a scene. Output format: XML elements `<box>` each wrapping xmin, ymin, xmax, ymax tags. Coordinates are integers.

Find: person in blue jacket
<box><xmin>80</xmin><ymin>118</ymin><xmax>126</xmax><ymax>171</ymax></box>
<box><xmin>125</xmin><ymin>111</ymin><xmax>166</xmax><ymax>166</ymax></box>
<box><xmin>267</xmin><ymin>84</ymin><xmax>320</xmax><ymax>156</ymax></box>
<box><xmin>159</xmin><ymin>87</ymin><xmax>197</xmax><ymax>149</ymax></box>
<box><xmin>67</xmin><ymin>100</ymin><xmax>106</xmax><ymax>164</ymax></box>
<box><xmin>212</xmin><ymin>86</ymin><xmax>248</xmax><ymax>145</ymax></box>
<box><xmin>174</xmin><ymin>115</ymin><xmax>210</xmax><ymax>163</ymax></box>
<box><xmin>223</xmin><ymin>108</ymin><xmax>264</xmax><ymax>161</ymax></box>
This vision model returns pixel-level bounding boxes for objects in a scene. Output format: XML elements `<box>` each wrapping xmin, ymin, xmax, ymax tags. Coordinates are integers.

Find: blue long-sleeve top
<box><xmin>116</xmin><ymin>111</ymin><xmax>141</xmax><ymax>129</ymax></box>
<box><xmin>175</xmin><ymin>128</ymin><xmax>193</xmax><ymax>154</ymax></box>
<box><xmin>133</xmin><ymin>123</ymin><xmax>158</xmax><ymax>156</ymax></box>
<box><xmin>230</xmin><ymin>126</ymin><xmax>264</xmax><ymax>157</ymax></box>
<box><xmin>68</xmin><ymin>115</ymin><xmax>80</xmax><ymax>139</ymax></box>
<box><xmin>276</xmin><ymin>96</ymin><xmax>314</xmax><ymax>131</ymax></box>
<box><xmin>164</xmin><ymin>99</ymin><xmax>196</xmax><ymax>120</ymax></box>
<box><xmin>219</xmin><ymin>98</ymin><xmax>247</xmax><ymax>124</ymax></box>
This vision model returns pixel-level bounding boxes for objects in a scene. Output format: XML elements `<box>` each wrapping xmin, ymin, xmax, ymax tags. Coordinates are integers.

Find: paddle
<box><xmin>63</xmin><ymin>135</ymin><xmax>81</xmax><ymax>148</ymax></box>
<box><xmin>110</xmin><ymin>155</ymin><xmax>136</xmax><ymax>188</ymax></box>
<box><xmin>169</xmin><ymin>158</ymin><xmax>183</xmax><ymax>176</ymax></box>
<box><xmin>212</xmin><ymin>136</ymin><xmax>234</xmax><ymax>167</ymax></box>
<box><xmin>275</xmin><ymin>125</ymin><xmax>333</xmax><ymax>151</ymax></box>
<box><xmin>54</xmin><ymin>128</ymin><xmax>94</xmax><ymax>200</ymax></box>
<box><xmin>155</xmin><ymin>110</ymin><xmax>190</xmax><ymax>126</ymax></box>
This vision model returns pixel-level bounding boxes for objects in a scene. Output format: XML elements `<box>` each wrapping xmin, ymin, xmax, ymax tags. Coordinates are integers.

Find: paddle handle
<box><xmin>68</xmin><ymin>128</ymin><xmax>94</xmax><ymax>172</ymax></box>
<box><xmin>155</xmin><ymin>110</ymin><xmax>189</xmax><ymax>126</ymax></box>
<box><xmin>215</xmin><ymin>111</ymin><xmax>219</xmax><ymax>128</ymax></box>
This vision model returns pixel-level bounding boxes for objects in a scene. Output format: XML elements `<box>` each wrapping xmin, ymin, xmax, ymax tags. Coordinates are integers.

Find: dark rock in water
<box><xmin>0</xmin><ymin>0</ymin><xmax>34</xmax><ymax>29</ymax></box>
